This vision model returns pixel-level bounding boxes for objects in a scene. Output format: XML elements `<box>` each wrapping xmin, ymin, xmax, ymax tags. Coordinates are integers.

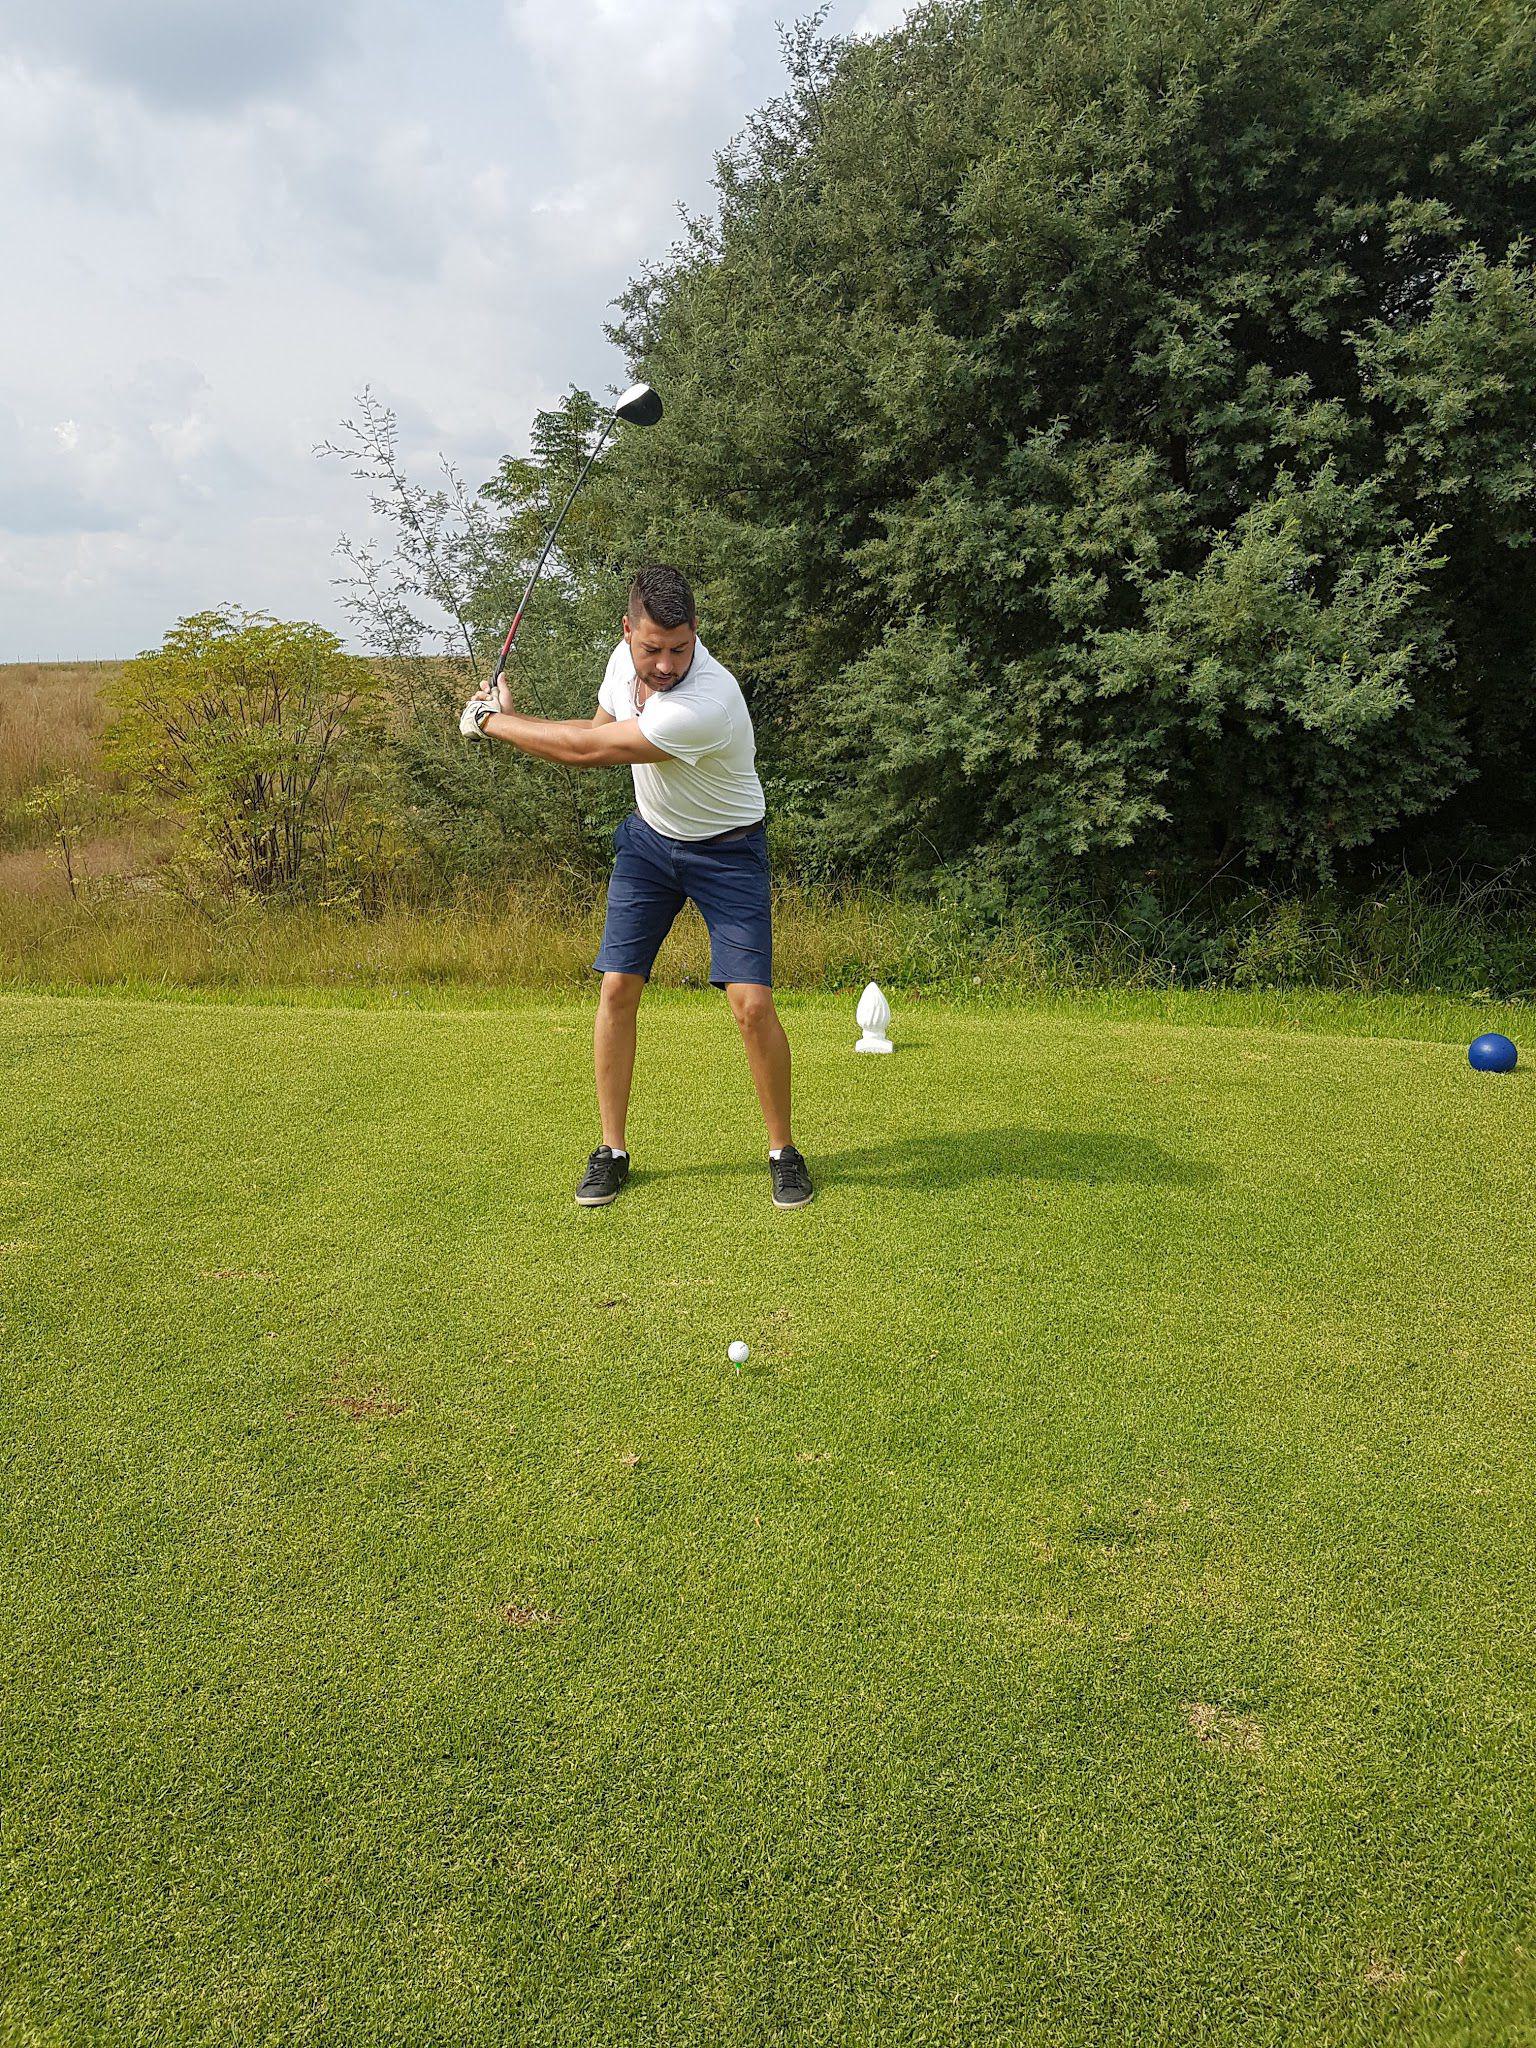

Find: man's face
<box><xmin>624</xmin><ymin>607</ymin><xmax>696</xmax><ymax>690</ymax></box>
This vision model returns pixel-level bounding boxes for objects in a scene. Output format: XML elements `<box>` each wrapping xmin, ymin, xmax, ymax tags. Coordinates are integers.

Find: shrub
<box><xmin>102</xmin><ymin>609</ymin><xmax>405</xmax><ymax>908</ymax></box>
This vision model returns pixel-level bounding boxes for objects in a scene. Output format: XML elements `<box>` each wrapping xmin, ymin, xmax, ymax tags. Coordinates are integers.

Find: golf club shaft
<box><xmin>489</xmin><ymin>413</ymin><xmax>619</xmax><ymax>696</ymax></box>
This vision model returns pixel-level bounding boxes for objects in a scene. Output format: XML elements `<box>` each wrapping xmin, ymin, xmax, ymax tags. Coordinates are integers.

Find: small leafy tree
<box><xmin>103</xmin><ymin>608</ymin><xmax>400</xmax><ymax>907</ymax></box>
<box><xmin>21</xmin><ymin>771</ymin><xmax>111</xmax><ymax>902</ymax></box>
<box><xmin>319</xmin><ymin>387</ymin><xmax>626</xmax><ymax>889</ymax></box>
<box><xmin>472</xmin><ymin>388</ymin><xmax>654</xmax><ymax>856</ymax></box>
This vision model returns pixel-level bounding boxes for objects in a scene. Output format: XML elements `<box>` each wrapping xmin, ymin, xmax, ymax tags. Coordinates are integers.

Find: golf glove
<box><xmin>460</xmin><ymin>694</ymin><xmax>496</xmax><ymax>739</ymax></box>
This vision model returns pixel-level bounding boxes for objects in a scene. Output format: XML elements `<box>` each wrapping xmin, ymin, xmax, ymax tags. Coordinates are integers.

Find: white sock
<box><xmin>607</xmin><ymin>1147</ymin><xmax>627</xmax><ymax>1159</ymax></box>
<box><xmin>769</xmin><ymin>1147</ymin><xmax>785</xmax><ymax>1160</ymax></box>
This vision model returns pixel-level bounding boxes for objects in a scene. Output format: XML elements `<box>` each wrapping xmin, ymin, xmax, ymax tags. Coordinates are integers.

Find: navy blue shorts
<box><xmin>594</xmin><ymin>810</ymin><xmax>772</xmax><ymax>988</ymax></box>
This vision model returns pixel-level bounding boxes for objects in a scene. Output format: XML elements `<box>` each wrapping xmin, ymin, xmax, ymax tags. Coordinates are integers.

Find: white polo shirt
<box><xmin>597</xmin><ymin>636</ymin><xmax>766</xmax><ymax>841</ymax></box>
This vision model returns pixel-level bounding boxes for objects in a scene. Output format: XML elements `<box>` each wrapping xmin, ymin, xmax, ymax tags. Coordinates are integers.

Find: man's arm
<box><xmin>477</xmin><ymin>706</ymin><xmax>670</xmax><ymax>767</ymax></box>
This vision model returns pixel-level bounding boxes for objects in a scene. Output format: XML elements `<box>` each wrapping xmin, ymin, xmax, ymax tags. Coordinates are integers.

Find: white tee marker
<box><xmin>855</xmin><ymin>981</ymin><xmax>893</xmax><ymax>1054</ymax></box>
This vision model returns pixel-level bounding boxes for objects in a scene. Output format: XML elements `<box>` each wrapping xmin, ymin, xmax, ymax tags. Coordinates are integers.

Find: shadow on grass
<box><xmin>638</xmin><ymin>1126</ymin><xmax>1216</xmax><ymax>1194</ymax></box>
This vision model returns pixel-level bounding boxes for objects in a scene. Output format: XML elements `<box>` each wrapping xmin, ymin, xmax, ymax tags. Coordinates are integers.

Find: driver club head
<box><xmin>613</xmin><ymin>382</ymin><xmax>664</xmax><ymax>427</ymax></box>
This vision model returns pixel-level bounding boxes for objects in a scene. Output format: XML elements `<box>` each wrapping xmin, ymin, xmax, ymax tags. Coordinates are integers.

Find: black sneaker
<box><xmin>575</xmin><ymin>1146</ymin><xmax>630</xmax><ymax>1207</ymax></box>
<box><xmin>769</xmin><ymin>1146</ymin><xmax>814</xmax><ymax>1209</ymax></box>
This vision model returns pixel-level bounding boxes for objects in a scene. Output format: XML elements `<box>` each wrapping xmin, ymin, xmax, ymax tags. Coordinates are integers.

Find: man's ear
<box><xmin>621</xmin><ymin>614</ymin><xmax>632</xmax><ymax>643</ymax></box>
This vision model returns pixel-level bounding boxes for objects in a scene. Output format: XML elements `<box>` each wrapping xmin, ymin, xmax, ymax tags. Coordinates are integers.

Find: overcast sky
<box><xmin>0</xmin><ymin>0</ymin><xmax>908</xmax><ymax>659</ymax></box>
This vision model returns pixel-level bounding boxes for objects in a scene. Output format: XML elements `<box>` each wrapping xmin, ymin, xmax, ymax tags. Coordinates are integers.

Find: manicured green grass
<box><xmin>2</xmin><ymin>989</ymin><xmax>1534</xmax><ymax>2045</ymax></box>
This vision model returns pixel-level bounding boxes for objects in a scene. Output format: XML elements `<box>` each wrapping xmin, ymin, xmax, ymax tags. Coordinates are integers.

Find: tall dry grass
<box><xmin>0</xmin><ymin>661</ymin><xmax>119</xmax><ymax>803</ymax></box>
<box><xmin>0</xmin><ymin>882</ymin><xmax>998</xmax><ymax>999</ymax></box>
<box><xmin>0</xmin><ymin>660</ymin><xmax>137</xmax><ymax>882</ymax></box>
<box><xmin>1</xmin><ymin>884</ymin><xmax>1528</xmax><ymax>1060</ymax></box>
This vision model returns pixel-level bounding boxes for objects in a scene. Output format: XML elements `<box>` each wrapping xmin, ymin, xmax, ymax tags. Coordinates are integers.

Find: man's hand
<box><xmin>459</xmin><ymin>689</ymin><xmax>496</xmax><ymax>739</ymax></box>
<box><xmin>460</xmin><ymin>674</ymin><xmax>515</xmax><ymax>737</ymax></box>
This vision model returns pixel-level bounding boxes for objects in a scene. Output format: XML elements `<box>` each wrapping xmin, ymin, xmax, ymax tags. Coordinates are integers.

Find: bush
<box><xmin>102</xmin><ymin>609</ymin><xmax>406</xmax><ymax>908</ymax></box>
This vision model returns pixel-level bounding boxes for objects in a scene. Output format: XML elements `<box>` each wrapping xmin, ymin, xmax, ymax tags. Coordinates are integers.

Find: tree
<box><xmin>322</xmin><ymin>387</ymin><xmax>635</xmax><ymax>888</ymax></box>
<box><xmin>579</xmin><ymin>0</ymin><xmax>1536</xmax><ymax>895</ymax></box>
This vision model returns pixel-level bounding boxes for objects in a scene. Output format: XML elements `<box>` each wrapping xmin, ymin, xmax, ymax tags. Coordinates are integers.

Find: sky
<box><xmin>0</xmin><ymin>0</ymin><xmax>910</xmax><ymax>659</ymax></box>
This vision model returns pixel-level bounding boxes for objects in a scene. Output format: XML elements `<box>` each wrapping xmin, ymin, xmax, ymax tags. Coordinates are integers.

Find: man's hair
<box><xmin>627</xmin><ymin>564</ymin><xmax>696</xmax><ymax>630</ymax></box>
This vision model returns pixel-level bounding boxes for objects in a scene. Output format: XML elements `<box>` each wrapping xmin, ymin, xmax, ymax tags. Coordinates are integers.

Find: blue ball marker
<box><xmin>1469</xmin><ymin>1033</ymin><xmax>1518</xmax><ymax>1073</ymax></box>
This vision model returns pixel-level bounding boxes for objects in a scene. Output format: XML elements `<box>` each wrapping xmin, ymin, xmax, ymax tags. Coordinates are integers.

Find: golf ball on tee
<box><xmin>728</xmin><ymin>1341</ymin><xmax>749</xmax><ymax>1366</ymax></box>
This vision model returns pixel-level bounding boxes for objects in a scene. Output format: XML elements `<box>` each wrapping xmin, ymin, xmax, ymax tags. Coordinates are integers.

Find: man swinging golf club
<box><xmin>460</xmin><ymin>563</ymin><xmax>813</xmax><ymax>1211</ymax></box>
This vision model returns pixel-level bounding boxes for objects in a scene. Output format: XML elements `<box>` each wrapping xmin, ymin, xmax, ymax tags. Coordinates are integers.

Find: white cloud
<box><xmin>0</xmin><ymin>401</ymin><xmax>126</xmax><ymax>535</ymax></box>
<box><xmin>0</xmin><ymin>0</ymin><xmax>355</xmax><ymax>110</ymax></box>
<box><xmin>505</xmin><ymin>0</ymin><xmax>741</xmax><ymax>100</ymax></box>
<box><xmin>0</xmin><ymin>55</ymin><xmax>155</xmax><ymax>208</ymax></box>
<box><xmin>505</xmin><ymin>0</ymin><xmax>749</xmax><ymax>276</ymax></box>
<box><xmin>0</xmin><ymin>360</ymin><xmax>261</xmax><ymax>539</ymax></box>
<box><xmin>0</xmin><ymin>0</ymin><xmax>883</xmax><ymax>655</ymax></box>
<box><xmin>264</xmin><ymin>116</ymin><xmax>461</xmax><ymax>282</ymax></box>
<box><xmin>851</xmin><ymin>0</ymin><xmax>914</xmax><ymax>33</ymax></box>
<box><xmin>529</xmin><ymin>174</ymin><xmax>653</xmax><ymax>271</ymax></box>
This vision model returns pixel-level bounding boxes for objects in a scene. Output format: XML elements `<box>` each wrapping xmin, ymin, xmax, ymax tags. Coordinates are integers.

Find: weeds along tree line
<box><xmin>101</xmin><ymin>0</ymin><xmax>1535</xmax><ymax>951</ymax></box>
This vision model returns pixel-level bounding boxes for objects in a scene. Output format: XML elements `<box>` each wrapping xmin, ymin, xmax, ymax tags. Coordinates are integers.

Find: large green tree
<box><xmin>572</xmin><ymin>0</ymin><xmax>1536</xmax><ymax>894</ymax></box>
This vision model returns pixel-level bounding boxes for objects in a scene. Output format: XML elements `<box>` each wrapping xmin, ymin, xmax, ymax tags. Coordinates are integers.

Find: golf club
<box><xmin>482</xmin><ymin>382</ymin><xmax>664</xmax><ymax>714</ymax></box>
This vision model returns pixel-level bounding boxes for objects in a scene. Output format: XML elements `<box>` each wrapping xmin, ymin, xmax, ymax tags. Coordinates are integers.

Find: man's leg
<box><xmin>595</xmin><ymin>971</ymin><xmax>645</xmax><ymax>1152</ymax></box>
<box><xmin>725</xmin><ymin>981</ymin><xmax>793</xmax><ymax>1151</ymax></box>
<box><xmin>685</xmin><ymin>830</ymin><xmax>809</xmax><ymax>1204</ymax></box>
<box><xmin>586</xmin><ymin>812</ymin><xmax>683</xmax><ymax>1197</ymax></box>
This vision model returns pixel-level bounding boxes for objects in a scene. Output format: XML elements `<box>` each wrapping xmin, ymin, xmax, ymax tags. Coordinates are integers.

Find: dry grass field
<box><xmin>0</xmin><ymin>660</ymin><xmax>117</xmax><ymax>802</ymax></box>
<box><xmin>0</xmin><ymin>660</ymin><xmax>157</xmax><ymax>896</ymax></box>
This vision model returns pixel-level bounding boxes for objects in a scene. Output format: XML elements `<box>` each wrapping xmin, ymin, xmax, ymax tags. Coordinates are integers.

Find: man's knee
<box><xmin>727</xmin><ymin>982</ymin><xmax>776</xmax><ymax>1032</ymax></box>
<box><xmin>599</xmin><ymin>971</ymin><xmax>645</xmax><ymax>1015</ymax></box>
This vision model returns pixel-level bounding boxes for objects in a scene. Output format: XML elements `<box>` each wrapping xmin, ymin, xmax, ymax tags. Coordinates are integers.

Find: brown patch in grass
<box><xmin>0</xmin><ymin>1240</ymin><xmax>38</xmax><ymax>1254</ymax></box>
<box><xmin>1038</xmin><ymin>1609</ymin><xmax>1088</xmax><ymax>1634</ymax></box>
<box><xmin>1182</xmin><ymin>1701</ymin><xmax>1265</xmax><ymax>1754</ymax></box>
<box><xmin>501</xmin><ymin>1604</ymin><xmax>561</xmax><ymax>1630</ymax></box>
<box><xmin>326</xmin><ymin>1388</ymin><xmax>409</xmax><ymax>1420</ymax></box>
<box><xmin>1364</xmin><ymin>1960</ymin><xmax>1408</xmax><ymax>1989</ymax></box>
<box><xmin>795</xmin><ymin>1450</ymin><xmax>834</xmax><ymax>1464</ymax></box>
<box><xmin>617</xmin><ymin>1451</ymin><xmax>641</xmax><ymax>1470</ymax></box>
